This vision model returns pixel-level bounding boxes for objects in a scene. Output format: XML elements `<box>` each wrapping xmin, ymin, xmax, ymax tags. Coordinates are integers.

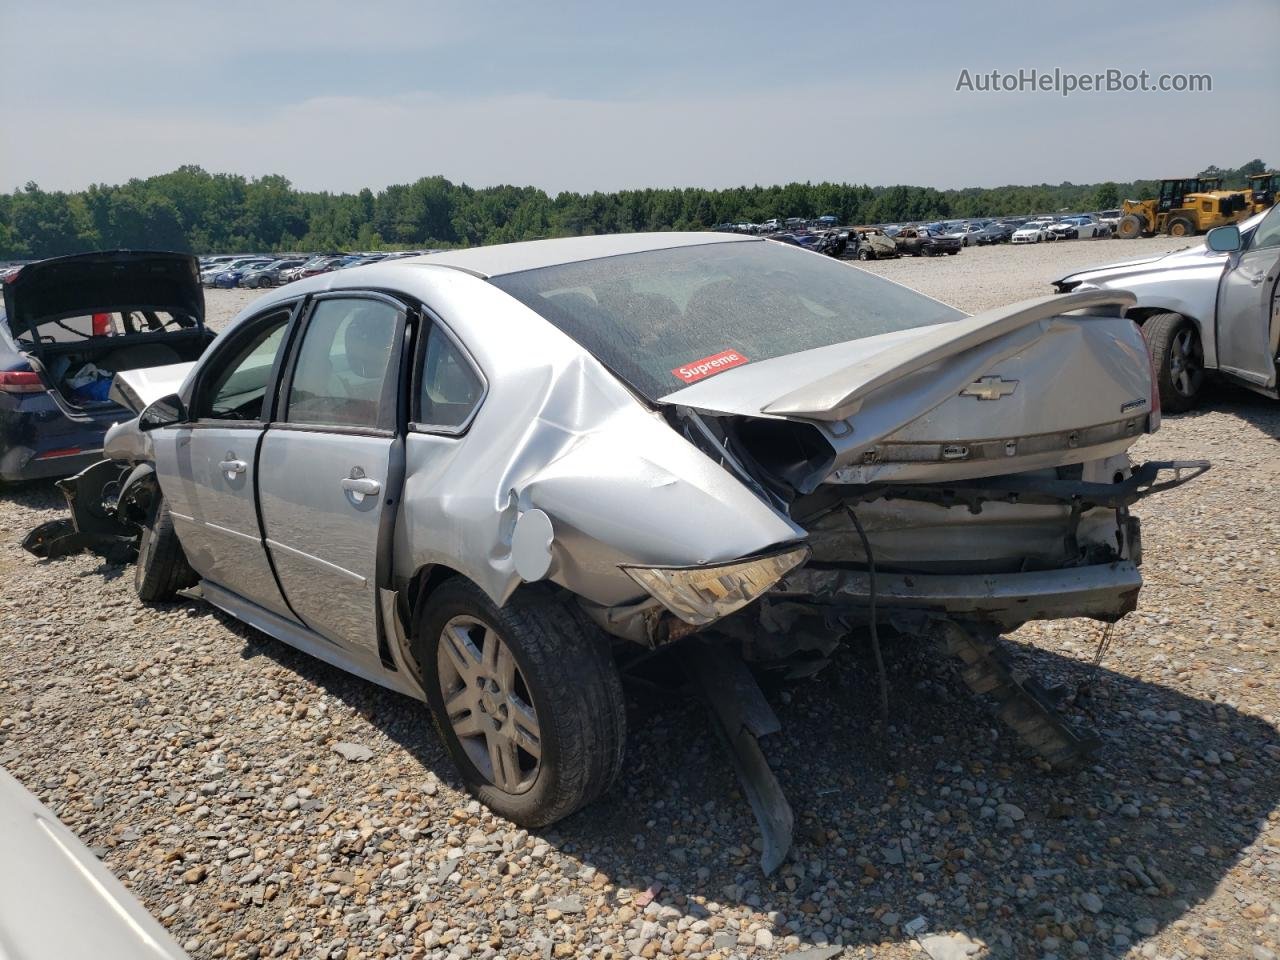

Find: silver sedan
<box><xmin>40</xmin><ymin>232</ymin><xmax>1204</xmax><ymax>866</ymax></box>
<box><xmin>1054</xmin><ymin>205</ymin><xmax>1280</xmax><ymax>410</ymax></box>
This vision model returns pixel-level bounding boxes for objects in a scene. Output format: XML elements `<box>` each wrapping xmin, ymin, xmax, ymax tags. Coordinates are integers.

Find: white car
<box><xmin>1049</xmin><ymin>217</ymin><xmax>1111</xmax><ymax>240</ymax></box>
<box><xmin>1011</xmin><ymin>223</ymin><xmax>1053</xmax><ymax>243</ymax></box>
<box><xmin>0</xmin><ymin>767</ymin><xmax>189</xmax><ymax>959</ymax></box>
<box><xmin>1054</xmin><ymin>207</ymin><xmax>1280</xmax><ymax>411</ymax></box>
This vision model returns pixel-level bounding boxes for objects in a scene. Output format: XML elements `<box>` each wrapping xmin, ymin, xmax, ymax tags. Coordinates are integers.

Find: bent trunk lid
<box><xmin>661</xmin><ymin>290</ymin><xmax>1154</xmax><ymax>488</ymax></box>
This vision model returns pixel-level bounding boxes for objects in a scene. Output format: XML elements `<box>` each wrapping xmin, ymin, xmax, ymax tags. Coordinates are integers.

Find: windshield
<box><xmin>491</xmin><ymin>239</ymin><xmax>963</xmax><ymax>400</ymax></box>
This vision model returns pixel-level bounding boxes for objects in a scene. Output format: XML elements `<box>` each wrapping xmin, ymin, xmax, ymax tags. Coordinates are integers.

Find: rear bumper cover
<box><xmin>771</xmin><ymin>560</ymin><xmax>1144</xmax><ymax>630</ymax></box>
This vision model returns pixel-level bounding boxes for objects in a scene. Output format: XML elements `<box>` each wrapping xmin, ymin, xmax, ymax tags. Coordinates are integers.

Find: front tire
<box><xmin>134</xmin><ymin>496</ymin><xmax>198</xmax><ymax>602</ymax></box>
<box><xmin>1141</xmin><ymin>312</ymin><xmax>1204</xmax><ymax>412</ymax></box>
<box><xmin>416</xmin><ymin>579</ymin><xmax>626</xmax><ymax>828</ymax></box>
<box><xmin>857</xmin><ymin>248</ymin><xmax>872</xmax><ymax>261</ymax></box>
<box><xmin>1117</xmin><ymin>214</ymin><xmax>1144</xmax><ymax>239</ymax></box>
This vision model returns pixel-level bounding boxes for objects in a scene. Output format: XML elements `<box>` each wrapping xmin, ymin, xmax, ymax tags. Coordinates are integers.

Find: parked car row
<box><xmin>197</xmin><ymin>250</ymin><xmax>432</xmax><ymax>288</ymax></box>
<box><xmin>719</xmin><ymin>211</ymin><xmax>1119</xmax><ymax>253</ymax></box>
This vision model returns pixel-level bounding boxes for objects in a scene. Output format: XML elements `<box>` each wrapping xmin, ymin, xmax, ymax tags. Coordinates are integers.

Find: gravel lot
<box><xmin>2</xmin><ymin>238</ymin><xmax>1278</xmax><ymax>960</ymax></box>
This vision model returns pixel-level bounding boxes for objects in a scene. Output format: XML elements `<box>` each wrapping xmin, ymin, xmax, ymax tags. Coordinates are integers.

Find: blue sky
<box><xmin>2</xmin><ymin>0</ymin><xmax>1277</xmax><ymax>193</ymax></box>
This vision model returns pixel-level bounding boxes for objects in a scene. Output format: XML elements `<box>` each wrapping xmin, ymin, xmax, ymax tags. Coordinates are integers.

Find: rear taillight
<box><xmin>1136</xmin><ymin>320</ymin><xmax>1162</xmax><ymax>431</ymax></box>
<box><xmin>0</xmin><ymin>370</ymin><xmax>45</xmax><ymax>394</ymax></box>
<box><xmin>92</xmin><ymin>312</ymin><xmax>113</xmax><ymax>336</ymax></box>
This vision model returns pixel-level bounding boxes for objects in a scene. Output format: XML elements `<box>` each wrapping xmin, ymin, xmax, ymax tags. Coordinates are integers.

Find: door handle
<box><xmin>219</xmin><ymin>458</ymin><xmax>247</xmax><ymax>476</ymax></box>
<box><xmin>341</xmin><ymin>476</ymin><xmax>381</xmax><ymax>496</ymax></box>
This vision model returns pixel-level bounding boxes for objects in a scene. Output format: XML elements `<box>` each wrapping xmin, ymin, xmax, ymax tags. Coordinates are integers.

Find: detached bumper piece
<box><xmin>684</xmin><ymin>641</ymin><xmax>793</xmax><ymax>876</ymax></box>
<box><xmin>938</xmin><ymin>620</ymin><xmax>1100</xmax><ymax>770</ymax></box>
<box><xmin>21</xmin><ymin>459</ymin><xmax>137</xmax><ymax>561</ymax></box>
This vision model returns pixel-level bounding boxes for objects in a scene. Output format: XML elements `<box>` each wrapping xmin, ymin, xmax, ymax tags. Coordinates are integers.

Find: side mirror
<box><xmin>139</xmin><ymin>393</ymin><xmax>186</xmax><ymax>431</ymax></box>
<box><xmin>1206</xmin><ymin>224</ymin><xmax>1242</xmax><ymax>253</ymax></box>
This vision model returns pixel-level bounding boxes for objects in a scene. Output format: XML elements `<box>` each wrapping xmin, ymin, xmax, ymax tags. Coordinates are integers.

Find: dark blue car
<box><xmin>212</xmin><ymin>259</ymin><xmax>274</xmax><ymax>288</ymax></box>
<box><xmin>1</xmin><ymin>250</ymin><xmax>213</xmax><ymax>483</ymax></box>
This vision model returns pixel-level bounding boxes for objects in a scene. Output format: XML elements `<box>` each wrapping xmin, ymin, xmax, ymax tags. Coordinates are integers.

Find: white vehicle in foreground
<box><xmin>0</xmin><ymin>767</ymin><xmax>189</xmax><ymax>959</ymax></box>
<box><xmin>1053</xmin><ymin>207</ymin><xmax>1279</xmax><ymax>410</ymax></box>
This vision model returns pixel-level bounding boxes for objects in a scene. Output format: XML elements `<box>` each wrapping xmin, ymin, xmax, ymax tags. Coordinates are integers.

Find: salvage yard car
<box><xmin>1</xmin><ymin>251</ymin><xmax>213</xmax><ymax>483</ymax></box>
<box><xmin>32</xmin><ymin>233</ymin><xmax>1206</xmax><ymax>871</ymax></box>
<box><xmin>892</xmin><ymin>226</ymin><xmax>962</xmax><ymax>256</ymax></box>
<box><xmin>1054</xmin><ymin>205</ymin><xmax>1280</xmax><ymax>411</ymax></box>
<box><xmin>1012</xmin><ymin>221</ymin><xmax>1055</xmax><ymax>244</ymax></box>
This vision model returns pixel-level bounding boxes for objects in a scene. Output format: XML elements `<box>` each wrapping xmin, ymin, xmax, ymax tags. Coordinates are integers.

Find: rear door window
<box><xmin>416</xmin><ymin>323</ymin><xmax>484</xmax><ymax>431</ymax></box>
<box><xmin>283</xmin><ymin>298</ymin><xmax>400</xmax><ymax>430</ymax></box>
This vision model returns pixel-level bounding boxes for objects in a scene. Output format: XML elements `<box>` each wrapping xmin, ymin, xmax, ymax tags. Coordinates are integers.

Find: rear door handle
<box><xmin>219</xmin><ymin>458</ymin><xmax>247</xmax><ymax>476</ymax></box>
<box><xmin>341</xmin><ymin>476</ymin><xmax>381</xmax><ymax>496</ymax></box>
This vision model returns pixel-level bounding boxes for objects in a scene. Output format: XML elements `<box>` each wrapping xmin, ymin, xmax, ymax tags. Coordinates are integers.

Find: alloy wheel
<box><xmin>1168</xmin><ymin>327</ymin><xmax>1204</xmax><ymax>398</ymax></box>
<box><xmin>436</xmin><ymin>615</ymin><xmax>541</xmax><ymax>794</ymax></box>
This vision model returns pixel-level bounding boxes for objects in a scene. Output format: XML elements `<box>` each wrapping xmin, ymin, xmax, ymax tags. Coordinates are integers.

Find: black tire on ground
<box><xmin>1166</xmin><ymin>216</ymin><xmax>1196</xmax><ymax>238</ymax></box>
<box><xmin>1117</xmin><ymin>214</ymin><xmax>1145</xmax><ymax>239</ymax></box>
<box><xmin>1140</xmin><ymin>311</ymin><xmax>1204</xmax><ymax>413</ymax></box>
<box><xmin>857</xmin><ymin>248</ymin><xmax>872</xmax><ymax>261</ymax></box>
<box><xmin>415</xmin><ymin>578</ymin><xmax>626</xmax><ymax>828</ymax></box>
<box><xmin>134</xmin><ymin>496</ymin><xmax>198</xmax><ymax>602</ymax></box>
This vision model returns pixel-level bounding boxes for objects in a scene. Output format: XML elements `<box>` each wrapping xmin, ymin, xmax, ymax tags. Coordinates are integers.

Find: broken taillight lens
<box><xmin>92</xmin><ymin>312</ymin><xmax>113</xmax><ymax>336</ymax></box>
<box><xmin>0</xmin><ymin>370</ymin><xmax>44</xmax><ymax>394</ymax></box>
<box><xmin>621</xmin><ymin>545</ymin><xmax>810</xmax><ymax>626</ymax></box>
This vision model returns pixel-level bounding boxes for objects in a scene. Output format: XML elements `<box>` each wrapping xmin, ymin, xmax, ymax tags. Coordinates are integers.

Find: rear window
<box><xmin>17</xmin><ymin>310</ymin><xmax>196</xmax><ymax>345</ymax></box>
<box><xmin>490</xmin><ymin>240</ymin><xmax>962</xmax><ymax>400</ymax></box>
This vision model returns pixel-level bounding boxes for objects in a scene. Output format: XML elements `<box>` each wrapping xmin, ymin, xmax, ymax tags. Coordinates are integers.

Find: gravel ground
<box><xmin>2</xmin><ymin>239</ymin><xmax>1278</xmax><ymax>960</ymax></box>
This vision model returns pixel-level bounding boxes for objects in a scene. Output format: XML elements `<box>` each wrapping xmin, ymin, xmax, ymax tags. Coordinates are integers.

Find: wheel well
<box><xmin>407</xmin><ymin>564</ymin><xmax>469</xmax><ymax>630</ymax></box>
<box><xmin>1127</xmin><ymin>307</ymin><xmax>1200</xmax><ymax>331</ymax></box>
<box><xmin>405</xmin><ymin>564</ymin><xmax>581</xmax><ymax>638</ymax></box>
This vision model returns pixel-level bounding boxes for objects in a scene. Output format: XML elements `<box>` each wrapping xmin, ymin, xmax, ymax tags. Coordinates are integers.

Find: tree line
<box><xmin>0</xmin><ymin>159</ymin><xmax>1270</xmax><ymax>259</ymax></box>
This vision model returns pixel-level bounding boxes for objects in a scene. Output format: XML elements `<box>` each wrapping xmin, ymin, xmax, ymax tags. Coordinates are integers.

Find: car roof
<box><xmin>396</xmin><ymin>231</ymin><xmax>755</xmax><ymax>279</ymax></box>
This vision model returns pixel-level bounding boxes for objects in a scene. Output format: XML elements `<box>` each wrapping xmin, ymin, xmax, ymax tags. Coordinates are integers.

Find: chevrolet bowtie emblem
<box><xmin>960</xmin><ymin>376</ymin><xmax>1019</xmax><ymax>400</ymax></box>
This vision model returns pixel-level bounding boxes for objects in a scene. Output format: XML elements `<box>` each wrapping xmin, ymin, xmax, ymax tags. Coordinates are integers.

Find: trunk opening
<box><xmin>30</xmin><ymin>328</ymin><xmax>212</xmax><ymax>414</ymax></box>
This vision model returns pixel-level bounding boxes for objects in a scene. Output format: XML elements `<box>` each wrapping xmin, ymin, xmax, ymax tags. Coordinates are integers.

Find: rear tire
<box><xmin>416</xmin><ymin>579</ymin><xmax>626</xmax><ymax>828</ymax></box>
<box><xmin>134</xmin><ymin>496</ymin><xmax>198</xmax><ymax>602</ymax></box>
<box><xmin>1141</xmin><ymin>312</ymin><xmax>1204</xmax><ymax>413</ymax></box>
<box><xmin>1166</xmin><ymin>216</ymin><xmax>1196</xmax><ymax>238</ymax></box>
<box><xmin>857</xmin><ymin>248</ymin><xmax>872</xmax><ymax>261</ymax></box>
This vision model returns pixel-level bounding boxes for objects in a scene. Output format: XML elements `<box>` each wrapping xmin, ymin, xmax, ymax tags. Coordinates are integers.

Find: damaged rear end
<box><xmin>638</xmin><ymin>286</ymin><xmax>1207</xmax><ymax>870</ymax></box>
<box><xmin>662</xmin><ymin>289</ymin><xmax>1207</xmax><ymax>669</ymax></box>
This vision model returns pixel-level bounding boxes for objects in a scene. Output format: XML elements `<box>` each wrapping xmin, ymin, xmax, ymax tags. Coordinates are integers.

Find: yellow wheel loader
<box><xmin>1246</xmin><ymin>173</ymin><xmax>1276</xmax><ymax>214</ymax></box>
<box><xmin>1116</xmin><ymin>177</ymin><xmax>1252</xmax><ymax>239</ymax></box>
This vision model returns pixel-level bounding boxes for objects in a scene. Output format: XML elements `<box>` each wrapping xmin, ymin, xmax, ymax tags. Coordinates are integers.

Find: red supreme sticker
<box><xmin>671</xmin><ymin>349</ymin><xmax>749</xmax><ymax>384</ymax></box>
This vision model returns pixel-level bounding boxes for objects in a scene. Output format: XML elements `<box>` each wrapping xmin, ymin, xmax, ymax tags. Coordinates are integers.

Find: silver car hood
<box><xmin>1055</xmin><ymin>242</ymin><xmax>1223</xmax><ymax>287</ymax></box>
<box><xmin>0</xmin><ymin>768</ymin><xmax>189</xmax><ymax>960</ymax></box>
<box><xmin>108</xmin><ymin>361</ymin><xmax>197</xmax><ymax>414</ymax></box>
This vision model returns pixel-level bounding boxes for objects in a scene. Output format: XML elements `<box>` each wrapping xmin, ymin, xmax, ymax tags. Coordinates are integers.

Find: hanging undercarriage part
<box><xmin>936</xmin><ymin>619</ymin><xmax>1099</xmax><ymax>769</ymax></box>
<box><xmin>684</xmin><ymin>640</ymin><xmax>794</xmax><ymax>875</ymax></box>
